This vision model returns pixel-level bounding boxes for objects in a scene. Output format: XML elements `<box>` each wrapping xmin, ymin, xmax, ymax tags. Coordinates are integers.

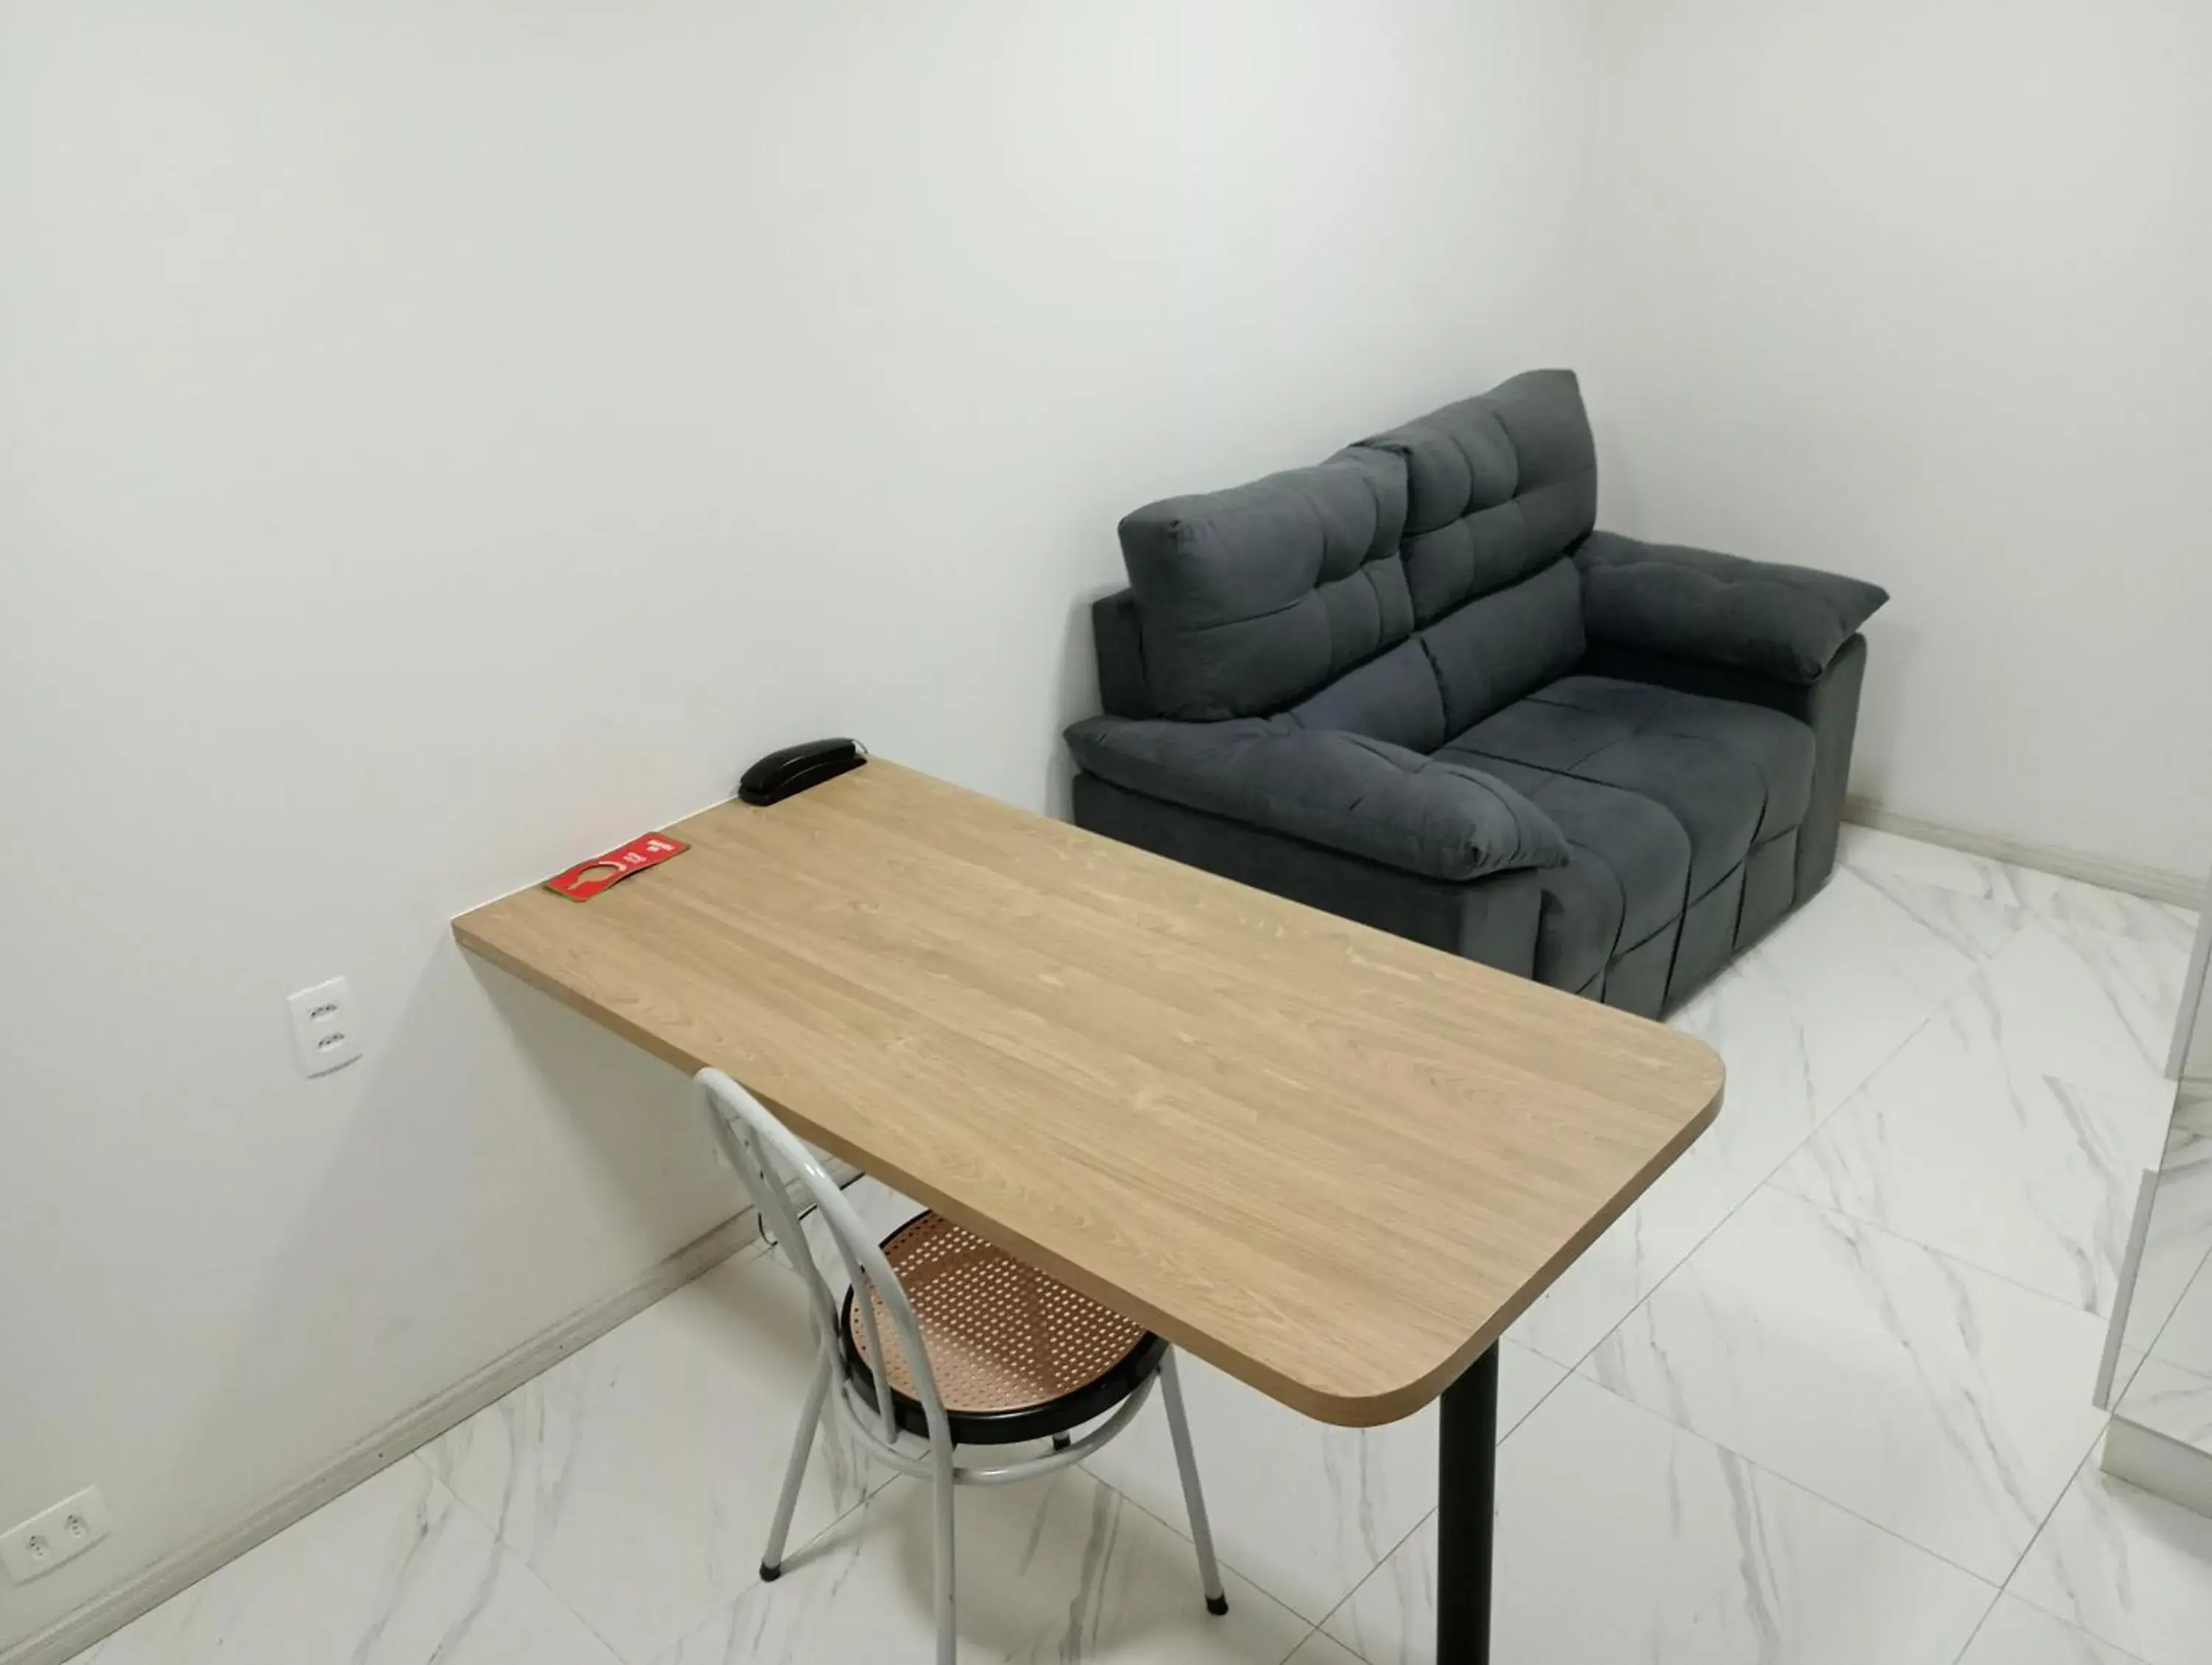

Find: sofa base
<box><xmin>1072</xmin><ymin>638</ymin><xmax>1869</xmax><ymax>1018</ymax></box>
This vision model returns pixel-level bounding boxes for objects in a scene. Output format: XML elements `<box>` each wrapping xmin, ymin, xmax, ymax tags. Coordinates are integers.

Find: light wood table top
<box><xmin>454</xmin><ymin>760</ymin><xmax>1722</xmax><ymax>1425</ymax></box>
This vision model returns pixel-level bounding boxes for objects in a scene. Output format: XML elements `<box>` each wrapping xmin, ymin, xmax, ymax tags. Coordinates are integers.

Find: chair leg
<box><xmin>931</xmin><ymin>1437</ymin><xmax>959</xmax><ymax>1665</ymax></box>
<box><xmin>1158</xmin><ymin>1349</ymin><xmax>1228</xmax><ymax>1614</ymax></box>
<box><xmin>760</xmin><ymin>1351</ymin><xmax>832</xmax><ymax>1581</ymax></box>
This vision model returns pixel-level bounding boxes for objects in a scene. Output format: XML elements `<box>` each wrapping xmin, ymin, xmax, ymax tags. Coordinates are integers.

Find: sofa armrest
<box><xmin>1576</xmin><ymin>530</ymin><xmax>1888</xmax><ymax>684</ymax></box>
<box><xmin>1063</xmin><ymin>715</ymin><xmax>1568</xmax><ymax>882</ymax></box>
<box><xmin>1071</xmin><ymin>773</ymin><xmax>1546</xmax><ymax>976</ymax></box>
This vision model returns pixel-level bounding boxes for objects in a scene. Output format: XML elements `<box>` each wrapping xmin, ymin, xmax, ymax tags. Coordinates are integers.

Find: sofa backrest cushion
<box><xmin>1357</xmin><ymin>369</ymin><xmax>1595</xmax><ymax>733</ymax></box>
<box><xmin>1120</xmin><ymin>447</ymin><xmax>1410</xmax><ymax>721</ymax></box>
<box><xmin>1419</xmin><ymin>559</ymin><xmax>1585</xmax><ymax>736</ymax></box>
<box><xmin>1110</xmin><ymin>369</ymin><xmax>1597</xmax><ymax>735</ymax></box>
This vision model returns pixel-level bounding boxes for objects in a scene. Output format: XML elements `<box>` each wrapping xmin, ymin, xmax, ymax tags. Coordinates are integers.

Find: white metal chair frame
<box><xmin>697</xmin><ymin>1068</ymin><xmax>1226</xmax><ymax>1664</ymax></box>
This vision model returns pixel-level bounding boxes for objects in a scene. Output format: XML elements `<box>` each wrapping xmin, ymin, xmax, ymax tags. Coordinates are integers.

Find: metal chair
<box><xmin>696</xmin><ymin>1068</ymin><xmax>1227</xmax><ymax>1665</ymax></box>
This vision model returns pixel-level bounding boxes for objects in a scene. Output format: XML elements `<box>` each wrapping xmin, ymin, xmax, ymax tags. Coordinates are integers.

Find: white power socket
<box><xmin>1</xmin><ymin>1487</ymin><xmax>111</xmax><ymax>1584</ymax></box>
<box><xmin>287</xmin><ymin>976</ymin><xmax>363</xmax><ymax>1077</ymax></box>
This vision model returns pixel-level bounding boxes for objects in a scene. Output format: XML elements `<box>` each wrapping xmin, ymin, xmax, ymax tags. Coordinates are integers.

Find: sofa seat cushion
<box><xmin>1457</xmin><ymin>758</ymin><xmax>1691</xmax><ymax>1004</ymax></box>
<box><xmin>1439</xmin><ymin>677</ymin><xmax>1815</xmax><ymax>903</ymax></box>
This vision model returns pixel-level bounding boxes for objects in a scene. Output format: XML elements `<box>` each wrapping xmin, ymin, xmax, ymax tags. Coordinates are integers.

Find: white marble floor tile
<box><xmin>1666</xmin><ymin>866</ymin><xmax>2008</xmax><ymax>1178</ymax></box>
<box><xmin>2143</xmin><ymin>1251</ymin><xmax>2212</xmax><ymax>1380</ymax></box>
<box><xmin>1492</xmin><ymin>1341</ymin><xmax>1568</xmax><ymax>1435</ymax></box>
<box><xmin>2113</xmin><ymin>1357</ymin><xmax>2212</xmax><ymax>1453</ymax></box>
<box><xmin>1507</xmin><ymin>1150</ymin><xmax>1757</xmax><ymax>1366</ymax></box>
<box><xmin>1320</xmin><ymin>1375</ymin><xmax>1994</xmax><ymax>1665</ymax></box>
<box><xmin>1838</xmin><ymin>866</ymin><xmax>2036</xmax><ymax>964</ymax></box>
<box><xmin>647</xmin><ymin>1465</ymin><xmax>1314</xmax><ymax>1665</ymax></box>
<box><xmin>1837</xmin><ymin>824</ymin><xmax>2029</xmax><ymax>906</ymax></box>
<box><xmin>1772</xmin><ymin>985</ymin><xmax>2174</xmax><ymax>1315</ymax></box>
<box><xmin>1959</xmin><ymin>1594</ymin><xmax>2149</xmax><ymax>1665</ymax></box>
<box><xmin>66</xmin><ymin>1459</ymin><xmax>616</xmax><ymax>1665</ymax></box>
<box><xmin>1281</xmin><ymin>1634</ymin><xmax>1366</xmax><ymax>1665</ymax></box>
<box><xmin>2006</xmin><ymin>868</ymin><xmax>2202</xmax><ymax>956</ymax></box>
<box><xmin>419</xmin><ymin>1245</ymin><xmax>879</xmax><ymax>1664</ymax></box>
<box><xmin>1078</xmin><ymin>1344</ymin><xmax>1562</xmax><ymax>1625</ymax></box>
<box><xmin>1838</xmin><ymin>825</ymin><xmax>2199</xmax><ymax>953</ymax></box>
<box><xmin>2121</xmin><ymin>1088</ymin><xmax>2212</xmax><ymax>1357</ymax></box>
<box><xmin>1584</xmin><ymin>1186</ymin><xmax>2110</xmax><ymax>1582</ymax></box>
<box><xmin>1977</xmin><ymin>919</ymin><xmax>2191</xmax><ymax>1096</ymax></box>
<box><xmin>2106</xmin><ymin>1345</ymin><xmax>2152</xmax><ymax>1408</ymax></box>
<box><xmin>2010</xmin><ymin>1445</ymin><xmax>2212</xmax><ymax>1665</ymax></box>
<box><xmin>2122</xmin><ymin>1239</ymin><xmax>2212</xmax><ymax>1370</ymax></box>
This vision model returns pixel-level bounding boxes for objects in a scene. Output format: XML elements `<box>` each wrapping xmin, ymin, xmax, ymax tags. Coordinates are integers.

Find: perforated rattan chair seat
<box><xmin>841</xmin><ymin>1212</ymin><xmax>1164</xmax><ymax>1441</ymax></box>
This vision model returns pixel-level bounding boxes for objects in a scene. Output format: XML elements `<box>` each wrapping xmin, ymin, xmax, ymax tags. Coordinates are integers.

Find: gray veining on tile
<box><xmin>1838</xmin><ymin>823</ymin><xmax>2028</xmax><ymax>907</ymax></box>
<box><xmin>1978</xmin><ymin>918</ymin><xmax>2192</xmax><ymax>1095</ymax></box>
<box><xmin>67</xmin><ymin>1459</ymin><xmax>616</xmax><ymax>1665</ymax></box>
<box><xmin>1585</xmin><ymin>1186</ymin><xmax>2110</xmax><ymax>1582</ymax></box>
<box><xmin>1773</xmin><ymin>981</ymin><xmax>2173</xmax><ymax>1314</ymax></box>
<box><xmin>1839</xmin><ymin>823</ymin><xmax>2199</xmax><ymax>954</ymax></box>
<box><xmin>1079</xmin><ymin>1342</ymin><xmax>1562</xmax><ymax>1624</ymax></box>
<box><xmin>2121</xmin><ymin>1086</ymin><xmax>2212</xmax><ymax>1358</ymax></box>
<box><xmin>1280</xmin><ymin>1634</ymin><xmax>1367</xmax><ymax>1665</ymax></box>
<box><xmin>419</xmin><ymin>1242</ymin><xmax>878</xmax><ymax>1663</ymax></box>
<box><xmin>1321</xmin><ymin>1375</ymin><xmax>1992</xmax><ymax>1665</ymax></box>
<box><xmin>2113</xmin><ymin>1357</ymin><xmax>2212</xmax><ymax>1455</ymax></box>
<box><xmin>1666</xmin><ymin>866</ymin><xmax>2006</xmax><ymax>1180</ymax></box>
<box><xmin>2141</xmin><ymin>1244</ymin><xmax>2212</xmax><ymax>1382</ymax></box>
<box><xmin>1959</xmin><ymin>1594</ymin><xmax>2149</xmax><ymax>1665</ymax></box>
<box><xmin>2011</xmin><ymin>1444</ymin><xmax>2212</xmax><ymax>1665</ymax></box>
<box><xmin>2006</xmin><ymin>869</ymin><xmax>2202</xmax><ymax>956</ymax></box>
<box><xmin>647</xmin><ymin>1467</ymin><xmax>1312</xmax><ymax>1665</ymax></box>
<box><xmin>1844</xmin><ymin>864</ymin><xmax>2031</xmax><ymax>961</ymax></box>
<box><xmin>1507</xmin><ymin>1148</ymin><xmax>1756</xmax><ymax>1365</ymax></box>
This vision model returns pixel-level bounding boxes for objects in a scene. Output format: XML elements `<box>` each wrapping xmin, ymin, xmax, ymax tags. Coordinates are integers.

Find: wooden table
<box><xmin>455</xmin><ymin>759</ymin><xmax>1723</xmax><ymax>1661</ymax></box>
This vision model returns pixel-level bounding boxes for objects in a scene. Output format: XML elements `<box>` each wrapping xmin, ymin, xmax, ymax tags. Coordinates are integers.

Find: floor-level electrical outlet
<box><xmin>287</xmin><ymin>976</ymin><xmax>363</xmax><ymax>1077</ymax></box>
<box><xmin>1</xmin><ymin>1487</ymin><xmax>111</xmax><ymax>1584</ymax></box>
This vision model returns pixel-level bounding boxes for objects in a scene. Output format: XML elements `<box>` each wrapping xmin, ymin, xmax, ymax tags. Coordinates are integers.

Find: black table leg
<box><xmin>1436</xmin><ymin>1343</ymin><xmax>1498</xmax><ymax>1664</ymax></box>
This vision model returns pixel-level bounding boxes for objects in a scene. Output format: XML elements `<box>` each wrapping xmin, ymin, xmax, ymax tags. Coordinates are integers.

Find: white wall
<box><xmin>0</xmin><ymin>2</ymin><xmax>1601</xmax><ymax>1649</ymax></box>
<box><xmin>1580</xmin><ymin>0</ymin><xmax>2212</xmax><ymax>877</ymax></box>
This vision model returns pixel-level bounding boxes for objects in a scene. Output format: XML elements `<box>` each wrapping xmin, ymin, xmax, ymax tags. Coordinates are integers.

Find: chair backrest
<box><xmin>695</xmin><ymin>1068</ymin><xmax>945</xmax><ymax>1446</ymax></box>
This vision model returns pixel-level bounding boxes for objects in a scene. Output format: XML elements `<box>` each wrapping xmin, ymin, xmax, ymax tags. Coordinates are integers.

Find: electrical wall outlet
<box><xmin>287</xmin><ymin>976</ymin><xmax>363</xmax><ymax>1077</ymax></box>
<box><xmin>1</xmin><ymin>1487</ymin><xmax>111</xmax><ymax>1584</ymax></box>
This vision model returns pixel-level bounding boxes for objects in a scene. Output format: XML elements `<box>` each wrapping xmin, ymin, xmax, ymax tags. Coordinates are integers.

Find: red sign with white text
<box><xmin>545</xmin><ymin>832</ymin><xmax>689</xmax><ymax>901</ymax></box>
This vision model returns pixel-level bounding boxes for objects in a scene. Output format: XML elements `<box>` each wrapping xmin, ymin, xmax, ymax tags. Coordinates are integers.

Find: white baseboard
<box><xmin>3</xmin><ymin>1209</ymin><xmax>762</xmax><ymax>1665</ymax></box>
<box><xmin>1843</xmin><ymin>798</ymin><xmax>2202</xmax><ymax>908</ymax></box>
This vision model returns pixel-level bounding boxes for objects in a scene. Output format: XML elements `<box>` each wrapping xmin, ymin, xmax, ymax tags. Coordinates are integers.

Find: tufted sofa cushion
<box><xmin>1444</xmin><ymin>762</ymin><xmax>1692</xmax><ymax>1006</ymax></box>
<box><xmin>1446</xmin><ymin>677</ymin><xmax>1814</xmax><ymax>896</ymax></box>
<box><xmin>1436</xmin><ymin>675</ymin><xmax>1817</xmax><ymax>1009</ymax></box>
<box><xmin>1120</xmin><ymin>448</ymin><xmax>1409</xmax><ymax>721</ymax></box>
<box><xmin>1356</xmin><ymin>369</ymin><xmax>1596</xmax><ymax>735</ymax></box>
<box><xmin>1576</xmin><ymin>532</ymin><xmax>1889</xmax><ymax>685</ymax></box>
<box><xmin>1064</xmin><ymin>715</ymin><xmax>1569</xmax><ymax>883</ymax></box>
<box><xmin>1360</xmin><ymin>369</ymin><xmax>1600</xmax><ymax>629</ymax></box>
<box><xmin>1117</xmin><ymin>371</ymin><xmax>1602</xmax><ymax>737</ymax></box>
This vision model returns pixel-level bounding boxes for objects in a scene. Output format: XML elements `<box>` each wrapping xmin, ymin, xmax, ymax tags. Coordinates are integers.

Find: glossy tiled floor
<box><xmin>69</xmin><ymin>829</ymin><xmax>2212</xmax><ymax>1665</ymax></box>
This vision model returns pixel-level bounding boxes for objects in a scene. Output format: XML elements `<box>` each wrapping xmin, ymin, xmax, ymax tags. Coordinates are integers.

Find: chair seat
<box><xmin>840</xmin><ymin>1212</ymin><xmax>1168</xmax><ymax>1445</ymax></box>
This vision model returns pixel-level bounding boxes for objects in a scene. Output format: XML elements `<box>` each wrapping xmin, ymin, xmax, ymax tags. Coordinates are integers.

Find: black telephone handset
<box><xmin>738</xmin><ymin>737</ymin><xmax>868</xmax><ymax>805</ymax></box>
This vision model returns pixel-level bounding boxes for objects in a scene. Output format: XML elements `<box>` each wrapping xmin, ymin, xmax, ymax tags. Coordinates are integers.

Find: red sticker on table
<box><xmin>545</xmin><ymin>832</ymin><xmax>689</xmax><ymax>901</ymax></box>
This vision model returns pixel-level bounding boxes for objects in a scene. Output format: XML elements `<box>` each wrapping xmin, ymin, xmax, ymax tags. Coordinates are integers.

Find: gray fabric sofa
<box><xmin>1065</xmin><ymin>369</ymin><xmax>1887</xmax><ymax>1016</ymax></box>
